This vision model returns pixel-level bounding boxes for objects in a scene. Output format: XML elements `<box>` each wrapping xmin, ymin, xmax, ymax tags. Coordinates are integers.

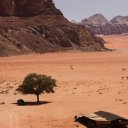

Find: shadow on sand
<box><xmin>76</xmin><ymin>117</ymin><xmax>94</xmax><ymax>128</ymax></box>
<box><xmin>12</xmin><ymin>101</ymin><xmax>51</xmax><ymax>106</ymax></box>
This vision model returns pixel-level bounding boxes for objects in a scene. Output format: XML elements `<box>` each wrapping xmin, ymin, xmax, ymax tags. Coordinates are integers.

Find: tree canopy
<box><xmin>16</xmin><ymin>73</ymin><xmax>57</xmax><ymax>103</ymax></box>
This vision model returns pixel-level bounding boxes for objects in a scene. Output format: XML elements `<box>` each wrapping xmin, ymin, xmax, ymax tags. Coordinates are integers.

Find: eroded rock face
<box><xmin>0</xmin><ymin>0</ymin><xmax>63</xmax><ymax>16</ymax></box>
<box><xmin>0</xmin><ymin>0</ymin><xmax>15</xmax><ymax>16</ymax></box>
<box><xmin>0</xmin><ymin>0</ymin><xmax>106</xmax><ymax>56</ymax></box>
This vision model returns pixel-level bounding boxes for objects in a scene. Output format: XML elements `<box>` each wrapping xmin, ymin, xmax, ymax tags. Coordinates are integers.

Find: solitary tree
<box><xmin>16</xmin><ymin>73</ymin><xmax>57</xmax><ymax>103</ymax></box>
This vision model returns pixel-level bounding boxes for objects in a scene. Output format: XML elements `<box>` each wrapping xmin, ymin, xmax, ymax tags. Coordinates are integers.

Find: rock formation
<box><xmin>81</xmin><ymin>14</ymin><xmax>128</xmax><ymax>35</ymax></box>
<box><xmin>81</xmin><ymin>14</ymin><xmax>108</xmax><ymax>25</ymax></box>
<box><xmin>0</xmin><ymin>0</ymin><xmax>106</xmax><ymax>56</ymax></box>
<box><xmin>0</xmin><ymin>0</ymin><xmax>63</xmax><ymax>16</ymax></box>
<box><xmin>110</xmin><ymin>16</ymin><xmax>128</xmax><ymax>24</ymax></box>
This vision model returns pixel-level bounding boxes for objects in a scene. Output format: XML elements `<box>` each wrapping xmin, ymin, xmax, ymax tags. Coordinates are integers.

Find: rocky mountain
<box><xmin>110</xmin><ymin>16</ymin><xmax>128</xmax><ymax>24</ymax></box>
<box><xmin>81</xmin><ymin>14</ymin><xmax>128</xmax><ymax>35</ymax></box>
<box><xmin>81</xmin><ymin>14</ymin><xmax>108</xmax><ymax>25</ymax></box>
<box><xmin>0</xmin><ymin>0</ymin><xmax>106</xmax><ymax>57</ymax></box>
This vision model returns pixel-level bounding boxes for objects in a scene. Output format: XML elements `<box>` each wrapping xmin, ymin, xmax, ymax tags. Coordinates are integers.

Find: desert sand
<box><xmin>0</xmin><ymin>35</ymin><xmax>128</xmax><ymax>128</ymax></box>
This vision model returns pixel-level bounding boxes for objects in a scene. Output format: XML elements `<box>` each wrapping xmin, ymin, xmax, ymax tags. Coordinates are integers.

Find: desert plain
<box><xmin>0</xmin><ymin>35</ymin><xmax>128</xmax><ymax>128</ymax></box>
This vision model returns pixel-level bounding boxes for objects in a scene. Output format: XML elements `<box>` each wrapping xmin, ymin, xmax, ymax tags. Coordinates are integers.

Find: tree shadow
<box><xmin>12</xmin><ymin>101</ymin><xmax>51</xmax><ymax>106</ymax></box>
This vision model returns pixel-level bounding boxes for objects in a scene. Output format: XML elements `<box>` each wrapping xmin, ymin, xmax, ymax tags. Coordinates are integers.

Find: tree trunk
<box><xmin>36</xmin><ymin>94</ymin><xmax>40</xmax><ymax>103</ymax></box>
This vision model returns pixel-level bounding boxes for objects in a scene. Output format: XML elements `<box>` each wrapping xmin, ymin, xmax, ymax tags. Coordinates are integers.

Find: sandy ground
<box><xmin>0</xmin><ymin>35</ymin><xmax>128</xmax><ymax>128</ymax></box>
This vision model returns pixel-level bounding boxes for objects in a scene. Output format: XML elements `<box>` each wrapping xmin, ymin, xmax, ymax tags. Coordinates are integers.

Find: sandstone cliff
<box><xmin>0</xmin><ymin>0</ymin><xmax>106</xmax><ymax>56</ymax></box>
<box><xmin>0</xmin><ymin>0</ymin><xmax>63</xmax><ymax>16</ymax></box>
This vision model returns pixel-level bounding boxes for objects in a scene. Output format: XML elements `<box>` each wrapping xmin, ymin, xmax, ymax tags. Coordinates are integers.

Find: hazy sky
<box><xmin>53</xmin><ymin>0</ymin><xmax>128</xmax><ymax>22</ymax></box>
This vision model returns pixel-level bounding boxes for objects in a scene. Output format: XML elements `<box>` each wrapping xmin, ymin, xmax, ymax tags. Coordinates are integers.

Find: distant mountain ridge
<box><xmin>110</xmin><ymin>16</ymin><xmax>128</xmax><ymax>24</ymax></box>
<box><xmin>81</xmin><ymin>14</ymin><xmax>128</xmax><ymax>35</ymax></box>
<box><xmin>81</xmin><ymin>14</ymin><xmax>108</xmax><ymax>25</ymax></box>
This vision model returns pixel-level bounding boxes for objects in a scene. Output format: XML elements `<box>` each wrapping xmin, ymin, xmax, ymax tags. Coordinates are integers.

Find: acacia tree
<box><xmin>16</xmin><ymin>73</ymin><xmax>57</xmax><ymax>103</ymax></box>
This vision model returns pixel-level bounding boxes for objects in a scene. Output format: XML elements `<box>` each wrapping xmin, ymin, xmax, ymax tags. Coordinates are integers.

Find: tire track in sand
<box><xmin>0</xmin><ymin>106</ymin><xmax>19</xmax><ymax>128</ymax></box>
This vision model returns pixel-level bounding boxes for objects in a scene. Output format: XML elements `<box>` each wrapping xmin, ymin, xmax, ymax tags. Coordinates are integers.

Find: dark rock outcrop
<box><xmin>0</xmin><ymin>0</ymin><xmax>106</xmax><ymax>56</ymax></box>
<box><xmin>81</xmin><ymin>14</ymin><xmax>128</xmax><ymax>35</ymax></box>
<box><xmin>0</xmin><ymin>0</ymin><xmax>63</xmax><ymax>16</ymax></box>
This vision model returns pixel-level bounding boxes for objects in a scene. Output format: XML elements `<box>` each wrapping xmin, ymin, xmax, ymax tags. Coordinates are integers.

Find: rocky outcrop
<box><xmin>0</xmin><ymin>0</ymin><xmax>63</xmax><ymax>16</ymax></box>
<box><xmin>0</xmin><ymin>0</ymin><xmax>106</xmax><ymax>56</ymax></box>
<box><xmin>81</xmin><ymin>14</ymin><xmax>128</xmax><ymax>35</ymax></box>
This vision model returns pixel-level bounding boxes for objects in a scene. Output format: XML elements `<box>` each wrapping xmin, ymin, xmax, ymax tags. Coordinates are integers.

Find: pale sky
<box><xmin>53</xmin><ymin>0</ymin><xmax>128</xmax><ymax>22</ymax></box>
